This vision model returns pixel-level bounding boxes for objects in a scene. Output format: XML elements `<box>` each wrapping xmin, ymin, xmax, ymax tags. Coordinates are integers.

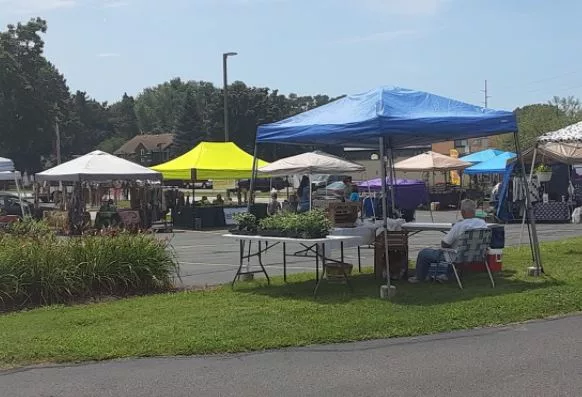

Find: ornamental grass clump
<box><xmin>0</xmin><ymin>221</ymin><xmax>178</xmax><ymax>310</ymax></box>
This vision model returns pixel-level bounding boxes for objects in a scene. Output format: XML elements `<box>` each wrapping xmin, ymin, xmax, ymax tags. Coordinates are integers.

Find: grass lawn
<box><xmin>1</xmin><ymin>238</ymin><xmax>582</xmax><ymax>368</ymax></box>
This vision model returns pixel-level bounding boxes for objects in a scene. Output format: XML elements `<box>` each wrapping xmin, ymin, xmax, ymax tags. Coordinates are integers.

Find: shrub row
<box><xmin>0</xmin><ymin>220</ymin><xmax>178</xmax><ymax>310</ymax></box>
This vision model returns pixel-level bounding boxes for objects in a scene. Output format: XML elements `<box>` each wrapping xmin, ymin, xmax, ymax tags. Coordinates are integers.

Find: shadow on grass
<box><xmin>234</xmin><ymin>269</ymin><xmax>564</xmax><ymax>307</ymax></box>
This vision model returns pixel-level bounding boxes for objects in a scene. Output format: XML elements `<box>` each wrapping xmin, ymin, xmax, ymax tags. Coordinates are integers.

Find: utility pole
<box><xmin>222</xmin><ymin>52</ymin><xmax>238</xmax><ymax>142</ymax></box>
<box><xmin>481</xmin><ymin>79</ymin><xmax>491</xmax><ymax>108</ymax></box>
<box><xmin>55</xmin><ymin>121</ymin><xmax>61</xmax><ymax>164</ymax></box>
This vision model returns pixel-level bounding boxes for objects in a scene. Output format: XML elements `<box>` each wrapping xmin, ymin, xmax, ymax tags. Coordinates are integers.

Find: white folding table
<box><xmin>222</xmin><ymin>234</ymin><xmax>360</xmax><ymax>296</ymax></box>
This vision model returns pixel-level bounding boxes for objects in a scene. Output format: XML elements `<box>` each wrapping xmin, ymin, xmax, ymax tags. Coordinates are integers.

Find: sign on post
<box><xmin>223</xmin><ymin>207</ymin><xmax>247</xmax><ymax>225</ymax></box>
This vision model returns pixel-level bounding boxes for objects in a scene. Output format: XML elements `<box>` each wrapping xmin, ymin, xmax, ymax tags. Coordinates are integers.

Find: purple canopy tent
<box><xmin>358</xmin><ymin>178</ymin><xmax>430</xmax><ymax>221</ymax></box>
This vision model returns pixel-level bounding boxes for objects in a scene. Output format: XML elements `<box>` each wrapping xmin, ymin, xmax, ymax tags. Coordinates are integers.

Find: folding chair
<box><xmin>431</xmin><ymin>228</ymin><xmax>494</xmax><ymax>289</ymax></box>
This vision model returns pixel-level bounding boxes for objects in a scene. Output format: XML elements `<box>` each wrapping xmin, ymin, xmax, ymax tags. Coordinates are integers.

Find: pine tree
<box><xmin>173</xmin><ymin>89</ymin><xmax>205</xmax><ymax>154</ymax></box>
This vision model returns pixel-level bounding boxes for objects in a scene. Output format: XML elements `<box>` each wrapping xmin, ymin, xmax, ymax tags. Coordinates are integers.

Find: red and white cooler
<box><xmin>486</xmin><ymin>248</ymin><xmax>503</xmax><ymax>272</ymax></box>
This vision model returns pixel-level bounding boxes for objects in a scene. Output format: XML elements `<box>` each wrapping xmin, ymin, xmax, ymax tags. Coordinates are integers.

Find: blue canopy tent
<box><xmin>464</xmin><ymin>152</ymin><xmax>517</xmax><ymax>175</ymax></box>
<box><xmin>251</xmin><ymin>86</ymin><xmax>542</xmax><ymax>287</ymax></box>
<box><xmin>461</xmin><ymin>148</ymin><xmax>506</xmax><ymax>164</ymax></box>
<box><xmin>257</xmin><ymin>87</ymin><xmax>516</xmax><ymax>148</ymax></box>
<box><xmin>463</xmin><ymin>152</ymin><xmax>517</xmax><ymax>223</ymax></box>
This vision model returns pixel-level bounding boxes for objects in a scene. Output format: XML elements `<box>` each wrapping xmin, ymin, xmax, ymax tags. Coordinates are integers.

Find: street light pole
<box><xmin>223</xmin><ymin>52</ymin><xmax>237</xmax><ymax>142</ymax></box>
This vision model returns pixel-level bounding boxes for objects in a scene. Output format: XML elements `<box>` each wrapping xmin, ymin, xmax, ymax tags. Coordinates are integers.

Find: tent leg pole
<box><xmin>514</xmin><ymin>132</ymin><xmax>543</xmax><ymax>275</ymax></box>
<box><xmin>518</xmin><ymin>147</ymin><xmax>537</xmax><ymax>250</ymax></box>
<box><xmin>387</xmin><ymin>142</ymin><xmax>396</xmax><ymax>216</ymax></box>
<box><xmin>379</xmin><ymin>138</ymin><xmax>393</xmax><ymax>298</ymax></box>
<box><xmin>15</xmin><ymin>176</ymin><xmax>26</xmax><ymax>218</ymax></box>
<box><xmin>248</xmin><ymin>141</ymin><xmax>259</xmax><ymax>212</ymax></box>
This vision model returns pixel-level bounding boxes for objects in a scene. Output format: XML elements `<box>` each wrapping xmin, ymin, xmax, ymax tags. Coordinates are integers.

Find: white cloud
<box><xmin>339</xmin><ymin>29</ymin><xmax>418</xmax><ymax>44</ymax></box>
<box><xmin>97</xmin><ymin>52</ymin><xmax>120</xmax><ymax>57</ymax></box>
<box><xmin>0</xmin><ymin>0</ymin><xmax>129</xmax><ymax>14</ymax></box>
<box><xmin>0</xmin><ymin>0</ymin><xmax>76</xmax><ymax>13</ymax></box>
<box><xmin>359</xmin><ymin>0</ymin><xmax>451</xmax><ymax>16</ymax></box>
<box><xmin>102</xmin><ymin>0</ymin><xmax>129</xmax><ymax>8</ymax></box>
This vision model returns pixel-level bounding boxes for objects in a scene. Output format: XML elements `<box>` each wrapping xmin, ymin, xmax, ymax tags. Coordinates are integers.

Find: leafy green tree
<box><xmin>96</xmin><ymin>136</ymin><xmax>127</xmax><ymax>154</ymax></box>
<box><xmin>496</xmin><ymin>103</ymin><xmax>576</xmax><ymax>151</ymax></box>
<box><xmin>548</xmin><ymin>95</ymin><xmax>582</xmax><ymax>119</ymax></box>
<box><xmin>173</xmin><ymin>88</ymin><xmax>206</xmax><ymax>154</ymax></box>
<box><xmin>0</xmin><ymin>18</ymin><xmax>70</xmax><ymax>171</ymax></box>
<box><xmin>109</xmin><ymin>93</ymin><xmax>139</xmax><ymax>138</ymax></box>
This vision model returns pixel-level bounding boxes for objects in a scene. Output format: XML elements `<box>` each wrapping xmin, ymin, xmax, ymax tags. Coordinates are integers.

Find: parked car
<box><xmin>0</xmin><ymin>192</ymin><xmax>34</xmax><ymax>218</ymax></box>
<box><xmin>237</xmin><ymin>178</ymin><xmax>290</xmax><ymax>193</ymax></box>
<box><xmin>312</xmin><ymin>181</ymin><xmax>346</xmax><ymax>200</ymax></box>
<box><xmin>311</xmin><ymin>174</ymin><xmax>351</xmax><ymax>189</ymax></box>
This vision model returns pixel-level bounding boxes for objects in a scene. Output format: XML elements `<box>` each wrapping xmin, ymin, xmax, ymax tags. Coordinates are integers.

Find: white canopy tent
<box><xmin>393</xmin><ymin>151</ymin><xmax>472</xmax><ymax>172</ymax></box>
<box><xmin>258</xmin><ymin>151</ymin><xmax>365</xmax><ymax>176</ymax></box>
<box><xmin>516</xmin><ymin>122</ymin><xmax>582</xmax><ymax>247</ymax></box>
<box><xmin>258</xmin><ymin>151</ymin><xmax>365</xmax><ymax>210</ymax></box>
<box><xmin>36</xmin><ymin>150</ymin><xmax>162</xmax><ymax>182</ymax></box>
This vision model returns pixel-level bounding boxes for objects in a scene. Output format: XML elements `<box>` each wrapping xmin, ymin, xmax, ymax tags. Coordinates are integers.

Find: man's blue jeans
<box><xmin>414</xmin><ymin>248</ymin><xmax>443</xmax><ymax>280</ymax></box>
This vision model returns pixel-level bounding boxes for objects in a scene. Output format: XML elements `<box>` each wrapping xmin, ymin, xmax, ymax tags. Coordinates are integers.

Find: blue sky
<box><xmin>1</xmin><ymin>0</ymin><xmax>582</xmax><ymax>110</ymax></box>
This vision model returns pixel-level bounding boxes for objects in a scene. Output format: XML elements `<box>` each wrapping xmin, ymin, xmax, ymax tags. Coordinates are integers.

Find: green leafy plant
<box><xmin>232</xmin><ymin>212</ymin><xmax>257</xmax><ymax>233</ymax></box>
<box><xmin>297</xmin><ymin>210</ymin><xmax>332</xmax><ymax>239</ymax></box>
<box><xmin>535</xmin><ymin>163</ymin><xmax>552</xmax><ymax>173</ymax></box>
<box><xmin>0</xmin><ymin>221</ymin><xmax>178</xmax><ymax>310</ymax></box>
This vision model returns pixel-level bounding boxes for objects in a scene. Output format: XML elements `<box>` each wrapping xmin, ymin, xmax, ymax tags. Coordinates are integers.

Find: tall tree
<box><xmin>173</xmin><ymin>88</ymin><xmax>205</xmax><ymax>154</ymax></box>
<box><xmin>548</xmin><ymin>95</ymin><xmax>582</xmax><ymax>119</ymax></box>
<box><xmin>496</xmin><ymin>103</ymin><xmax>573</xmax><ymax>151</ymax></box>
<box><xmin>0</xmin><ymin>18</ymin><xmax>70</xmax><ymax>171</ymax></box>
<box><xmin>109</xmin><ymin>93</ymin><xmax>139</xmax><ymax>138</ymax></box>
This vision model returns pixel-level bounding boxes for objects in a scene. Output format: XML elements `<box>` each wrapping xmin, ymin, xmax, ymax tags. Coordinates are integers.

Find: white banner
<box><xmin>223</xmin><ymin>207</ymin><xmax>247</xmax><ymax>225</ymax></box>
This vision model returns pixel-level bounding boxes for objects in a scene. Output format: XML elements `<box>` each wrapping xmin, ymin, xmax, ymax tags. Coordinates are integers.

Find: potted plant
<box><xmin>535</xmin><ymin>163</ymin><xmax>552</xmax><ymax>182</ymax></box>
<box><xmin>232</xmin><ymin>212</ymin><xmax>257</xmax><ymax>235</ymax></box>
<box><xmin>258</xmin><ymin>215</ymin><xmax>284</xmax><ymax>237</ymax></box>
<box><xmin>281</xmin><ymin>213</ymin><xmax>300</xmax><ymax>238</ymax></box>
<box><xmin>297</xmin><ymin>210</ymin><xmax>331</xmax><ymax>239</ymax></box>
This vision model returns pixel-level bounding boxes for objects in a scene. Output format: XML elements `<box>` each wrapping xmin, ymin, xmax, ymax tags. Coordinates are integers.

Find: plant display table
<box><xmin>222</xmin><ymin>234</ymin><xmax>360</xmax><ymax>296</ymax></box>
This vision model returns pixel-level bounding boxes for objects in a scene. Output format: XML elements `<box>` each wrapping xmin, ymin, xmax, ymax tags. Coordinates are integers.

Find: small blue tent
<box><xmin>257</xmin><ymin>86</ymin><xmax>517</xmax><ymax>147</ymax></box>
<box><xmin>464</xmin><ymin>152</ymin><xmax>517</xmax><ymax>175</ymax></box>
<box><xmin>461</xmin><ymin>149</ymin><xmax>506</xmax><ymax>164</ymax></box>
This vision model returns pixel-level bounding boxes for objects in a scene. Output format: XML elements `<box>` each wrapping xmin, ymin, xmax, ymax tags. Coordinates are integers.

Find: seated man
<box><xmin>409</xmin><ymin>199</ymin><xmax>487</xmax><ymax>283</ymax></box>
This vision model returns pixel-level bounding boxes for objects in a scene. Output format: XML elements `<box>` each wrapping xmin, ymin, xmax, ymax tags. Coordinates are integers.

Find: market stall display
<box><xmin>253</xmin><ymin>85</ymin><xmax>535</xmax><ymax>289</ymax></box>
<box><xmin>393</xmin><ymin>151</ymin><xmax>472</xmax><ymax>211</ymax></box>
<box><xmin>258</xmin><ymin>150</ymin><xmax>365</xmax><ymax>212</ymax></box>
<box><xmin>35</xmin><ymin>150</ymin><xmax>163</xmax><ymax>234</ymax></box>
<box><xmin>151</xmin><ymin>142</ymin><xmax>270</xmax><ymax>229</ymax></box>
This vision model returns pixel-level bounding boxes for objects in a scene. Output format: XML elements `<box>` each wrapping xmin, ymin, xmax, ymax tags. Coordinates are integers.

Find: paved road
<box><xmin>169</xmin><ymin>210</ymin><xmax>582</xmax><ymax>287</ymax></box>
<box><xmin>2</xmin><ymin>314</ymin><xmax>582</xmax><ymax>396</ymax></box>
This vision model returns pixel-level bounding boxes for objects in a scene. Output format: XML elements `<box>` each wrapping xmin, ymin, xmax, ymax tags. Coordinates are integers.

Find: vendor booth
<box><xmin>516</xmin><ymin>121</ymin><xmax>582</xmax><ymax>223</ymax></box>
<box><xmin>151</xmin><ymin>141</ymin><xmax>269</xmax><ymax>229</ymax></box>
<box><xmin>393</xmin><ymin>151</ymin><xmax>472</xmax><ymax>210</ymax></box>
<box><xmin>358</xmin><ymin>178</ymin><xmax>428</xmax><ymax>221</ymax></box>
<box><xmin>35</xmin><ymin>150</ymin><xmax>163</xmax><ymax>234</ymax></box>
<box><xmin>244</xmin><ymin>86</ymin><xmax>541</xmax><ymax>289</ymax></box>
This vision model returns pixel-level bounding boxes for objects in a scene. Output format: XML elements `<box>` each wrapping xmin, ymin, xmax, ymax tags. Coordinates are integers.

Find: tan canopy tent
<box><xmin>520</xmin><ymin>142</ymin><xmax>582</xmax><ymax>165</ymax></box>
<box><xmin>394</xmin><ymin>151</ymin><xmax>472</xmax><ymax>172</ymax></box>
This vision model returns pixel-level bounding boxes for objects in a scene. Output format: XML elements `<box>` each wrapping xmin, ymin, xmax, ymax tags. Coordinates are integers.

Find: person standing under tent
<box><xmin>267</xmin><ymin>191</ymin><xmax>281</xmax><ymax>216</ymax></box>
<box><xmin>349</xmin><ymin>185</ymin><xmax>360</xmax><ymax>202</ymax></box>
<box><xmin>297</xmin><ymin>175</ymin><xmax>310</xmax><ymax>213</ymax></box>
<box><xmin>343</xmin><ymin>176</ymin><xmax>353</xmax><ymax>201</ymax></box>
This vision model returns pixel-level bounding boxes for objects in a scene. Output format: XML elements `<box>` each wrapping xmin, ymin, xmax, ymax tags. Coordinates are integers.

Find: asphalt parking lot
<box><xmin>165</xmin><ymin>210</ymin><xmax>582</xmax><ymax>288</ymax></box>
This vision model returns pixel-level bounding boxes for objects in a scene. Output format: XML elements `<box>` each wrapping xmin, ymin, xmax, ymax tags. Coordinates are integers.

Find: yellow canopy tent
<box><xmin>151</xmin><ymin>141</ymin><xmax>269</xmax><ymax>180</ymax></box>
